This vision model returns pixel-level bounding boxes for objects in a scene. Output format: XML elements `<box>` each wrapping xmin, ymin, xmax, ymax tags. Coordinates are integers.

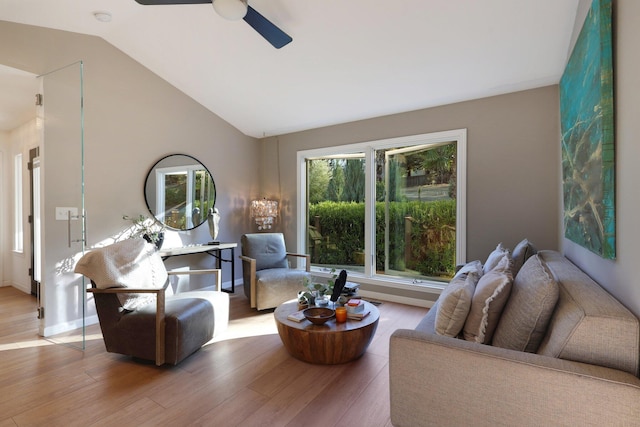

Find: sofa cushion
<box><xmin>435</xmin><ymin>272</ymin><xmax>479</xmax><ymax>337</ymax></box>
<box><xmin>415</xmin><ymin>301</ymin><xmax>437</xmax><ymax>334</ymax></box>
<box><xmin>511</xmin><ymin>238</ymin><xmax>538</xmax><ymax>277</ymax></box>
<box><xmin>492</xmin><ymin>254</ymin><xmax>559</xmax><ymax>352</ymax></box>
<box><xmin>454</xmin><ymin>260</ymin><xmax>483</xmax><ymax>279</ymax></box>
<box><xmin>483</xmin><ymin>243</ymin><xmax>509</xmax><ymax>274</ymax></box>
<box><xmin>463</xmin><ymin>255</ymin><xmax>513</xmax><ymax>344</ymax></box>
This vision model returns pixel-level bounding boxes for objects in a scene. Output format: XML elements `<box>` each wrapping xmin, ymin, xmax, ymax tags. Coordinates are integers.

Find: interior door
<box><xmin>37</xmin><ymin>61</ymin><xmax>86</xmax><ymax>349</ymax></box>
<box><xmin>29</xmin><ymin>147</ymin><xmax>40</xmax><ymax>297</ymax></box>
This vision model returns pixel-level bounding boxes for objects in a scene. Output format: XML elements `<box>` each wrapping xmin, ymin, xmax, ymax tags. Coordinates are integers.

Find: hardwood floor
<box><xmin>0</xmin><ymin>286</ymin><xmax>427</xmax><ymax>426</ymax></box>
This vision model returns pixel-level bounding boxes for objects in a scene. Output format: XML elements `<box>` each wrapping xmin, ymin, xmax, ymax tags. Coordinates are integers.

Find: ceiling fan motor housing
<box><xmin>213</xmin><ymin>0</ymin><xmax>248</xmax><ymax>21</ymax></box>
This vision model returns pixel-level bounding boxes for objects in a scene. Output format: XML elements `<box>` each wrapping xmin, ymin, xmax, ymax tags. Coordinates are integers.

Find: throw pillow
<box><xmin>511</xmin><ymin>238</ymin><xmax>538</xmax><ymax>277</ymax></box>
<box><xmin>463</xmin><ymin>255</ymin><xmax>513</xmax><ymax>344</ymax></box>
<box><xmin>453</xmin><ymin>260</ymin><xmax>483</xmax><ymax>279</ymax></box>
<box><xmin>435</xmin><ymin>272</ymin><xmax>480</xmax><ymax>337</ymax></box>
<box><xmin>483</xmin><ymin>243</ymin><xmax>509</xmax><ymax>274</ymax></box>
<box><xmin>492</xmin><ymin>254</ymin><xmax>559</xmax><ymax>353</ymax></box>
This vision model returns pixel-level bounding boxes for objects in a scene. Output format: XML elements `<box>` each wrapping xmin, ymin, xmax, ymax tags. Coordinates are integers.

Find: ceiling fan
<box><xmin>134</xmin><ymin>0</ymin><xmax>292</xmax><ymax>49</ymax></box>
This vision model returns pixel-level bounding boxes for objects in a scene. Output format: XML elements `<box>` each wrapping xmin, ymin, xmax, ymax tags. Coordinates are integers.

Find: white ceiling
<box><xmin>0</xmin><ymin>0</ymin><xmax>579</xmax><ymax>137</ymax></box>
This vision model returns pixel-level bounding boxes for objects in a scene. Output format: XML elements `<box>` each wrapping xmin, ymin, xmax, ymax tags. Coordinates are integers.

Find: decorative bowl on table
<box><xmin>303</xmin><ymin>307</ymin><xmax>335</xmax><ymax>325</ymax></box>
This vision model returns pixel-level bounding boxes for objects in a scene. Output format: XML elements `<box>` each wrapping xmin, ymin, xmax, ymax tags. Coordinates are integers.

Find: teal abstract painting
<box><xmin>560</xmin><ymin>0</ymin><xmax>615</xmax><ymax>259</ymax></box>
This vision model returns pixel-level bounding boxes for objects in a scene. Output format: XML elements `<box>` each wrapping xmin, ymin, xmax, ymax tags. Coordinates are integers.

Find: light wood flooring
<box><xmin>0</xmin><ymin>286</ymin><xmax>427</xmax><ymax>426</ymax></box>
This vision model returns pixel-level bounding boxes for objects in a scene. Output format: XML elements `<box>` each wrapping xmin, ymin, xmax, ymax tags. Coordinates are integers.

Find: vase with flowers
<box><xmin>123</xmin><ymin>214</ymin><xmax>166</xmax><ymax>249</ymax></box>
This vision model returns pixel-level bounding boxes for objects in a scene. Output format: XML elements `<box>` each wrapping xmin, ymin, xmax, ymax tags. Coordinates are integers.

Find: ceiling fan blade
<box><xmin>135</xmin><ymin>0</ymin><xmax>211</xmax><ymax>5</ymax></box>
<box><xmin>243</xmin><ymin>5</ymin><xmax>292</xmax><ymax>49</ymax></box>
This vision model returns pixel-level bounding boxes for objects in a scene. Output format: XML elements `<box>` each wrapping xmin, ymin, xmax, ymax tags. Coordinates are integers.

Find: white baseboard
<box><xmin>4</xmin><ymin>282</ymin><xmax>30</xmax><ymax>294</ymax></box>
<box><xmin>43</xmin><ymin>318</ymin><xmax>82</xmax><ymax>337</ymax></box>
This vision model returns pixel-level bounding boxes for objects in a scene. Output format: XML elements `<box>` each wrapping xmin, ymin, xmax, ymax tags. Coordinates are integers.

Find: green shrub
<box><xmin>308</xmin><ymin>199</ymin><xmax>456</xmax><ymax>278</ymax></box>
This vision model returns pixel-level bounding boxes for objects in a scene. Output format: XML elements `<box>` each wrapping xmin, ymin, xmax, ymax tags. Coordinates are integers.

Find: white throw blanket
<box><xmin>75</xmin><ymin>238</ymin><xmax>168</xmax><ymax>311</ymax></box>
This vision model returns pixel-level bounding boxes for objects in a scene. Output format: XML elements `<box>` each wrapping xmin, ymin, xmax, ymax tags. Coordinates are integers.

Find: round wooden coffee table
<box><xmin>274</xmin><ymin>300</ymin><xmax>380</xmax><ymax>364</ymax></box>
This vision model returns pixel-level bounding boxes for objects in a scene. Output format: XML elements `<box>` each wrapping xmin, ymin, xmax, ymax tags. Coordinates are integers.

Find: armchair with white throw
<box><xmin>75</xmin><ymin>238</ymin><xmax>229</xmax><ymax>366</ymax></box>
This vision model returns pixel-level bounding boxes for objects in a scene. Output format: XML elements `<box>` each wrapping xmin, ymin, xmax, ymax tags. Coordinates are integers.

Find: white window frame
<box><xmin>296</xmin><ymin>129</ymin><xmax>467</xmax><ymax>290</ymax></box>
<box><xmin>155</xmin><ymin>165</ymin><xmax>199</xmax><ymax>228</ymax></box>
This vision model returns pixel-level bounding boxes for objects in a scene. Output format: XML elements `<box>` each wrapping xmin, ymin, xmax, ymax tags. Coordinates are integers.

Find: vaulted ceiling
<box><xmin>0</xmin><ymin>0</ymin><xmax>579</xmax><ymax>136</ymax></box>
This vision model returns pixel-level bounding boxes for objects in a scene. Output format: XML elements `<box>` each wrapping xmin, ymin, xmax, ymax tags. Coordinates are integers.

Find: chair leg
<box><xmin>155</xmin><ymin>289</ymin><xmax>166</xmax><ymax>366</ymax></box>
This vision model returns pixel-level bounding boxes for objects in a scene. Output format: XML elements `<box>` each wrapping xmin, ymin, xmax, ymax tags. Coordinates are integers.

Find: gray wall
<box><xmin>0</xmin><ymin>21</ymin><xmax>259</xmax><ymax>334</ymax></box>
<box><xmin>261</xmin><ymin>85</ymin><xmax>560</xmax><ymax>266</ymax></box>
<box><xmin>563</xmin><ymin>0</ymin><xmax>640</xmax><ymax>317</ymax></box>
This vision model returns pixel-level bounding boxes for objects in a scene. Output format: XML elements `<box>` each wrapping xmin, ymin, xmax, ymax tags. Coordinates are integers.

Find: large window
<box><xmin>297</xmin><ymin>129</ymin><xmax>466</xmax><ymax>288</ymax></box>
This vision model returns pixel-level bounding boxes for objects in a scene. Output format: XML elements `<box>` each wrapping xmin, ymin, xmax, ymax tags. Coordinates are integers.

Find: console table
<box><xmin>159</xmin><ymin>243</ymin><xmax>237</xmax><ymax>293</ymax></box>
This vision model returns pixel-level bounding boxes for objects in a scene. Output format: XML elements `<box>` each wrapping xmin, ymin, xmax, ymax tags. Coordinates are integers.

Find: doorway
<box><xmin>29</xmin><ymin>147</ymin><xmax>40</xmax><ymax>297</ymax></box>
<box><xmin>0</xmin><ymin>62</ymin><xmax>86</xmax><ymax>349</ymax></box>
<box><xmin>0</xmin><ymin>64</ymin><xmax>39</xmax><ymax>297</ymax></box>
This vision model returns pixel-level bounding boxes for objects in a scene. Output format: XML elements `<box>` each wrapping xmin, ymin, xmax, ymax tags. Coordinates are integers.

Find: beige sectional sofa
<box><xmin>389</xmin><ymin>249</ymin><xmax>640</xmax><ymax>426</ymax></box>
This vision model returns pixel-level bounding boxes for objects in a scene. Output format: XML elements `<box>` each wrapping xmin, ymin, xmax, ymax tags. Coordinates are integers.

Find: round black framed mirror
<box><xmin>144</xmin><ymin>154</ymin><xmax>216</xmax><ymax>231</ymax></box>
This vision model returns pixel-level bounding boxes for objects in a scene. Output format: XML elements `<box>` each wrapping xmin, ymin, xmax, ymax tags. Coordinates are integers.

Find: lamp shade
<box><xmin>250</xmin><ymin>199</ymin><xmax>278</xmax><ymax>230</ymax></box>
<box><xmin>212</xmin><ymin>0</ymin><xmax>248</xmax><ymax>21</ymax></box>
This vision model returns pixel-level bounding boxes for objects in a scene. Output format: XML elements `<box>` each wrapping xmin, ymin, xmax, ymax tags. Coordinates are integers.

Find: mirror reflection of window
<box><xmin>162</xmin><ymin>170</ymin><xmax>188</xmax><ymax>229</ymax></box>
<box><xmin>145</xmin><ymin>154</ymin><xmax>216</xmax><ymax>231</ymax></box>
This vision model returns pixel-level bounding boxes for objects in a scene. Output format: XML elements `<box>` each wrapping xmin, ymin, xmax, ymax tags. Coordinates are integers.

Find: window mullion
<box><xmin>364</xmin><ymin>147</ymin><xmax>376</xmax><ymax>278</ymax></box>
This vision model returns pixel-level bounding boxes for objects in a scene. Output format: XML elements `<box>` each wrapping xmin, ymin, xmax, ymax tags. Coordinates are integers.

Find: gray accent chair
<box><xmin>240</xmin><ymin>233</ymin><xmax>310</xmax><ymax>310</ymax></box>
<box><xmin>75</xmin><ymin>239</ymin><xmax>229</xmax><ymax>366</ymax></box>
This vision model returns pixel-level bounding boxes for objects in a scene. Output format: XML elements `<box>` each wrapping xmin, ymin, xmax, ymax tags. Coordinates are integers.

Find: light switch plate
<box><xmin>55</xmin><ymin>207</ymin><xmax>78</xmax><ymax>220</ymax></box>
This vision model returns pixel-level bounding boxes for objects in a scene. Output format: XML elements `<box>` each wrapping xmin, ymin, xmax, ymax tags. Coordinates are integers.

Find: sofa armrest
<box><xmin>389</xmin><ymin>329</ymin><xmax>640</xmax><ymax>427</ymax></box>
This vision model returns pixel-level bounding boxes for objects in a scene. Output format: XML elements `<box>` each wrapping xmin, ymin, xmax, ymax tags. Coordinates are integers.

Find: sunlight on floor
<box><xmin>210</xmin><ymin>311</ymin><xmax>278</xmax><ymax>343</ymax></box>
<box><xmin>0</xmin><ymin>333</ymin><xmax>104</xmax><ymax>351</ymax></box>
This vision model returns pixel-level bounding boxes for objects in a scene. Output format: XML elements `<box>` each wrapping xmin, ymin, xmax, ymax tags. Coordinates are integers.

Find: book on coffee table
<box><xmin>346</xmin><ymin>299</ymin><xmax>365</xmax><ymax>314</ymax></box>
<box><xmin>347</xmin><ymin>310</ymin><xmax>371</xmax><ymax>321</ymax></box>
<box><xmin>287</xmin><ymin>310</ymin><xmax>306</xmax><ymax>323</ymax></box>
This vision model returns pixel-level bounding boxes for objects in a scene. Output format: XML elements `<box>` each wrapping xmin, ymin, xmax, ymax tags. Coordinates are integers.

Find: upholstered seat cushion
<box><xmin>254</xmin><ymin>268</ymin><xmax>308</xmax><ymax>310</ymax></box>
<box><xmin>119</xmin><ymin>297</ymin><xmax>214</xmax><ymax>364</ymax></box>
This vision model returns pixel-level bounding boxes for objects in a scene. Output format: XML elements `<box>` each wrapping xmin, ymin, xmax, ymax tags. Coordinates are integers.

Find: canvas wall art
<box><xmin>560</xmin><ymin>0</ymin><xmax>615</xmax><ymax>259</ymax></box>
